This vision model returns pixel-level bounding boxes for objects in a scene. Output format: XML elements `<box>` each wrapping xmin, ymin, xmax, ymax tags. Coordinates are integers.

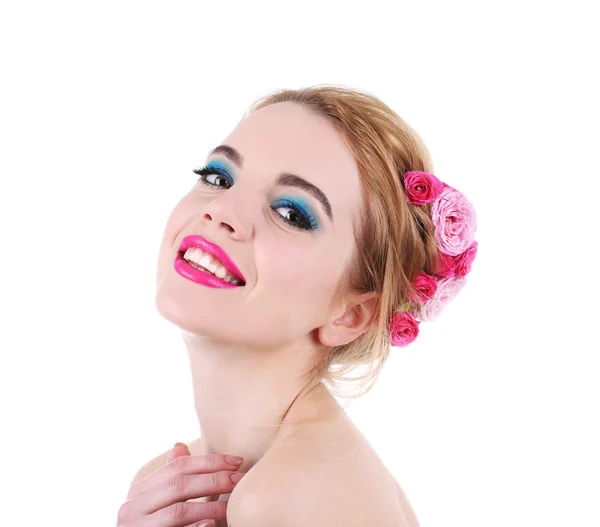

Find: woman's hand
<box><xmin>117</xmin><ymin>442</ymin><xmax>245</xmax><ymax>527</ymax></box>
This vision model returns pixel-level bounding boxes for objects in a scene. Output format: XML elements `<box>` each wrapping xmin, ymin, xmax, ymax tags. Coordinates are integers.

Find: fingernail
<box><xmin>225</xmin><ymin>455</ymin><xmax>244</xmax><ymax>466</ymax></box>
<box><xmin>230</xmin><ymin>472</ymin><xmax>245</xmax><ymax>484</ymax></box>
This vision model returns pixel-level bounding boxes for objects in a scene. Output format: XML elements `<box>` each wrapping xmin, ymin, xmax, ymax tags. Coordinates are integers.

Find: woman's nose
<box><xmin>201</xmin><ymin>193</ymin><xmax>252</xmax><ymax>241</ymax></box>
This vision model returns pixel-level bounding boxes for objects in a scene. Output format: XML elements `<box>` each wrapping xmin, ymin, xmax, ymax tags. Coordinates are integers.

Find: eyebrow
<box><xmin>207</xmin><ymin>144</ymin><xmax>334</xmax><ymax>223</ymax></box>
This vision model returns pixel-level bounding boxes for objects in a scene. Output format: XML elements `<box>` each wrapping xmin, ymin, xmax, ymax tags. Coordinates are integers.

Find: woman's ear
<box><xmin>317</xmin><ymin>292</ymin><xmax>379</xmax><ymax>348</ymax></box>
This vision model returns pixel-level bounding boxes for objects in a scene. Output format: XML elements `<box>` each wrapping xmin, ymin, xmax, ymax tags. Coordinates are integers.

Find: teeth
<box><xmin>182</xmin><ymin>247</ymin><xmax>242</xmax><ymax>285</ymax></box>
<box><xmin>198</xmin><ymin>253</ymin><xmax>213</xmax><ymax>269</ymax></box>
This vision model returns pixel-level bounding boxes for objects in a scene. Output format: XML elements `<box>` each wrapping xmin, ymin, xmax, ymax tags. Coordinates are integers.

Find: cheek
<box><xmin>161</xmin><ymin>195</ymin><xmax>198</xmax><ymax>246</ymax></box>
<box><xmin>263</xmin><ymin>244</ymin><xmax>341</xmax><ymax>297</ymax></box>
<box><xmin>156</xmin><ymin>197</ymin><xmax>200</xmax><ymax>280</ymax></box>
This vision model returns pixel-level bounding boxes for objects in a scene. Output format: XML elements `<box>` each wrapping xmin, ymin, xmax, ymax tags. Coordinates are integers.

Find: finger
<box><xmin>144</xmin><ymin>500</ymin><xmax>227</xmax><ymax>527</ymax></box>
<box><xmin>131</xmin><ymin>467</ymin><xmax>244</xmax><ymax>516</ymax></box>
<box><xmin>128</xmin><ymin>453</ymin><xmax>243</xmax><ymax>500</ymax></box>
<box><xmin>167</xmin><ymin>442</ymin><xmax>191</xmax><ymax>464</ymax></box>
<box><xmin>128</xmin><ymin>454</ymin><xmax>243</xmax><ymax>500</ymax></box>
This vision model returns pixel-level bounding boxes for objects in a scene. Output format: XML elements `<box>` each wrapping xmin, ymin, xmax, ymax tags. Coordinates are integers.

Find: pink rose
<box><xmin>435</xmin><ymin>241</ymin><xmax>478</xmax><ymax>279</ymax></box>
<box><xmin>389</xmin><ymin>311</ymin><xmax>420</xmax><ymax>347</ymax></box>
<box><xmin>436</xmin><ymin>251</ymin><xmax>457</xmax><ymax>278</ymax></box>
<box><xmin>431</xmin><ymin>185</ymin><xmax>477</xmax><ymax>257</ymax></box>
<box><xmin>454</xmin><ymin>241</ymin><xmax>478</xmax><ymax>278</ymax></box>
<box><xmin>418</xmin><ymin>276</ymin><xmax>467</xmax><ymax>322</ymax></box>
<box><xmin>403</xmin><ymin>171</ymin><xmax>444</xmax><ymax>206</ymax></box>
<box><xmin>411</xmin><ymin>270</ymin><xmax>438</xmax><ymax>303</ymax></box>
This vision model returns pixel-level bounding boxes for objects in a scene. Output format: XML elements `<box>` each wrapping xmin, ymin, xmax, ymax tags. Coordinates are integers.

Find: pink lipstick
<box><xmin>173</xmin><ymin>235</ymin><xmax>245</xmax><ymax>289</ymax></box>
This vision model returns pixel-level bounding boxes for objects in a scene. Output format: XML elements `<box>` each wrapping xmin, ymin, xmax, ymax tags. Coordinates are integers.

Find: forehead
<box><xmin>220</xmin><ymin>102</ymin><xmax>362</xmax><ymax>226</ymax></box>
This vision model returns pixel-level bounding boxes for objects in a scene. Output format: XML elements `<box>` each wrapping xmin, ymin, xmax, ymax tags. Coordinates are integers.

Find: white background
<box><xmin>1</xmin><ymin>1</ymin><xmax>598</xmax><ymax>526</ymax></box>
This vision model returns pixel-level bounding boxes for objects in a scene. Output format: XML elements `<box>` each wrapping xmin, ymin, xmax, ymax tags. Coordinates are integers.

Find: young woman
<box><xmin>118</xmin><ymin>85</ymin><xmax>478</xmax><ymax>527</ymax></box>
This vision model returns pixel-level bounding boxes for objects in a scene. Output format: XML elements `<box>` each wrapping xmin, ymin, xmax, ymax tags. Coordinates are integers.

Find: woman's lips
<box><xmin>178</xmin><ymin>234</ymin><xmax>245</xmax><ymax>284</ymax></box>
<box><xmin>173</xmin><ymin>251</ymin><xmax>243</xmax><ymax>289</ymax></box>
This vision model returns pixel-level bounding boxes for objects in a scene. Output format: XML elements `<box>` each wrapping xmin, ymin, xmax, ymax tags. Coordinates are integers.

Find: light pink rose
<box><xmin>454</xmin><ymin>241</ymin><xmax>478</xmax><ymax>278</ymax></box>
<box><xmin>411</xmin><ymin>270</ymin><xmax>438</xmax><ymax>303</ymax></box>
<box><xmin>389</xmin><ymin>311</ymin><xmax>420</xmax><ymax>347</ymax></box>
<box><xmin>418</xmin><ymin>276</ymin><xmax>467</xmax><ymax>322</ymax></box>
<box><xmin>431</xmin><ymin>185</ymin><xmax>477</xmax><ymax>257</ymax></box>
<box><xmin>403</xmin><ymin>171</ymin><xmax>444</xmax><ymax>206</ymax></box>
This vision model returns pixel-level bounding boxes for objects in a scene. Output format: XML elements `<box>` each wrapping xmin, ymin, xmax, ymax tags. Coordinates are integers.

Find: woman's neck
<box><xmin>184</xmin><ymin>335</ymin><xmax>336</xmax><ymax>470</ymax></box>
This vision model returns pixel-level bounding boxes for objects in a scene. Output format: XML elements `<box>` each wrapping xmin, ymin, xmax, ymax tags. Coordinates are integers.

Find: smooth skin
<box><xmin>117</xmin><ymin>443</ymin><xmax>245</xmax><ymax>527</ymax></box>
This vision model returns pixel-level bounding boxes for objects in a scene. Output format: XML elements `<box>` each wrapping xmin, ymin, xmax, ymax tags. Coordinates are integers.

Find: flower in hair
<box><xmin>436</xmin><ymin>251</ymin><xmax>458</xmax><ymax>278</ymax></box>
<box><xmin>388</xmin><ymin>310</ymin><xmax>420</xmax><ymax>347</ymax></box>
<box><xmin>453</xmin><ymin>240</ymin><xmax>478</xmax><ymax>278</ymax></box>
<box><xmin>387</xmin><ymin>169</ymin><xmax>478</xmax><ymax>347</ymax></box>
<box><xmin>418</xmin><ymin>276</ymin><xmax>467</xmax><ymax>322</ymax></box>
<box><xmin>435</xmin><ymin>240</ymin><xmax>479</xmax><ymax>279</ymax></box>
<box><xmin>403</xmin><ymin>170</ymin><xmax>444</xmax><ymax>206</ymax></box>
<box><xmin>410</xmin><ymin>270</ymin><xmax>438</xmax><ymax>303</ymax></box>
<box><xmin>431</xmin><ymin>184</ymin><xmax>477</xmax><ymax>257</ymax></box>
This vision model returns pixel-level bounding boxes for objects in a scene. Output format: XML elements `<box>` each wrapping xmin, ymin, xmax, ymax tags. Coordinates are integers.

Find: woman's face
<box><xmin>155</xmin><ymin>101</ymin><xmax>363</xmax><ymax>350</ymax></box>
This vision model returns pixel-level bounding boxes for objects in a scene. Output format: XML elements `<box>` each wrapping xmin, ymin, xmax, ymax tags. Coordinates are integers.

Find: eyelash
<box><xmin>192</xmin><ymin>165</ymin><xmax>319</xmax><ymax>232</ymax></box>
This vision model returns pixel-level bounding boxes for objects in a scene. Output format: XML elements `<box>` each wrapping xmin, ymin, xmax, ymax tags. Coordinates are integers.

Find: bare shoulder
<box><xmin>389</xmin><ymin>475</ymin><xmax>421</xmax><ymax>527</ymax></box>
<box><xmin>227</xmin><ymin>425</ymin><xmax>420</xmax><ymax>526</ymax></box>
<box><xmin>130</xmin><ymin>437</ymin><xmax>204</xmax><ymax>486</ymax></box>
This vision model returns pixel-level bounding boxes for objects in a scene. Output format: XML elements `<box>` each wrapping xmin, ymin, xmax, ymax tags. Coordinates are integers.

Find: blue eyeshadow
<box><xmin>276</xmin><ymin>195</ymin><xmax>320</xmax><ymax>230</ymax></box>
<box><xmin>205</xmin><ymin>160</ymin><xmax>235</xmax><ymax>184</ymax></box>
<box><xmin>207</xmin><ymin>160</ymin><xmax>234</xmax><ymax>178</ymax></box>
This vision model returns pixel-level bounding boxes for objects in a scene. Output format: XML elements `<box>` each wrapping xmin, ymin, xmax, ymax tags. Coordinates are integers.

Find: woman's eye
<box><xmin>274</xmin><ymin>205</ymin><xmax>309</xmax><ymax>230</ymax></box>
<box><xmin>204</xmin><ymin>173</ymin><xmax>231</xmax><ymax>188</ymax></box>
<box><xmin>193</xmin><ymin>166</ymin><xmax>233</xmax><ymax>188</ymax></box>
<box><xmin>272</xmin><ymin>200</ymin><xmax>318</xmax><ymax>232</ymax></box>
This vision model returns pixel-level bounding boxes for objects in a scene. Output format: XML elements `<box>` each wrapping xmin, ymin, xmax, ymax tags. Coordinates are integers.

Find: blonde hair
<box><xmin>242</xmin><ymin>84</ymin><xmax>440</xmax><ymax>411</ymax></box>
